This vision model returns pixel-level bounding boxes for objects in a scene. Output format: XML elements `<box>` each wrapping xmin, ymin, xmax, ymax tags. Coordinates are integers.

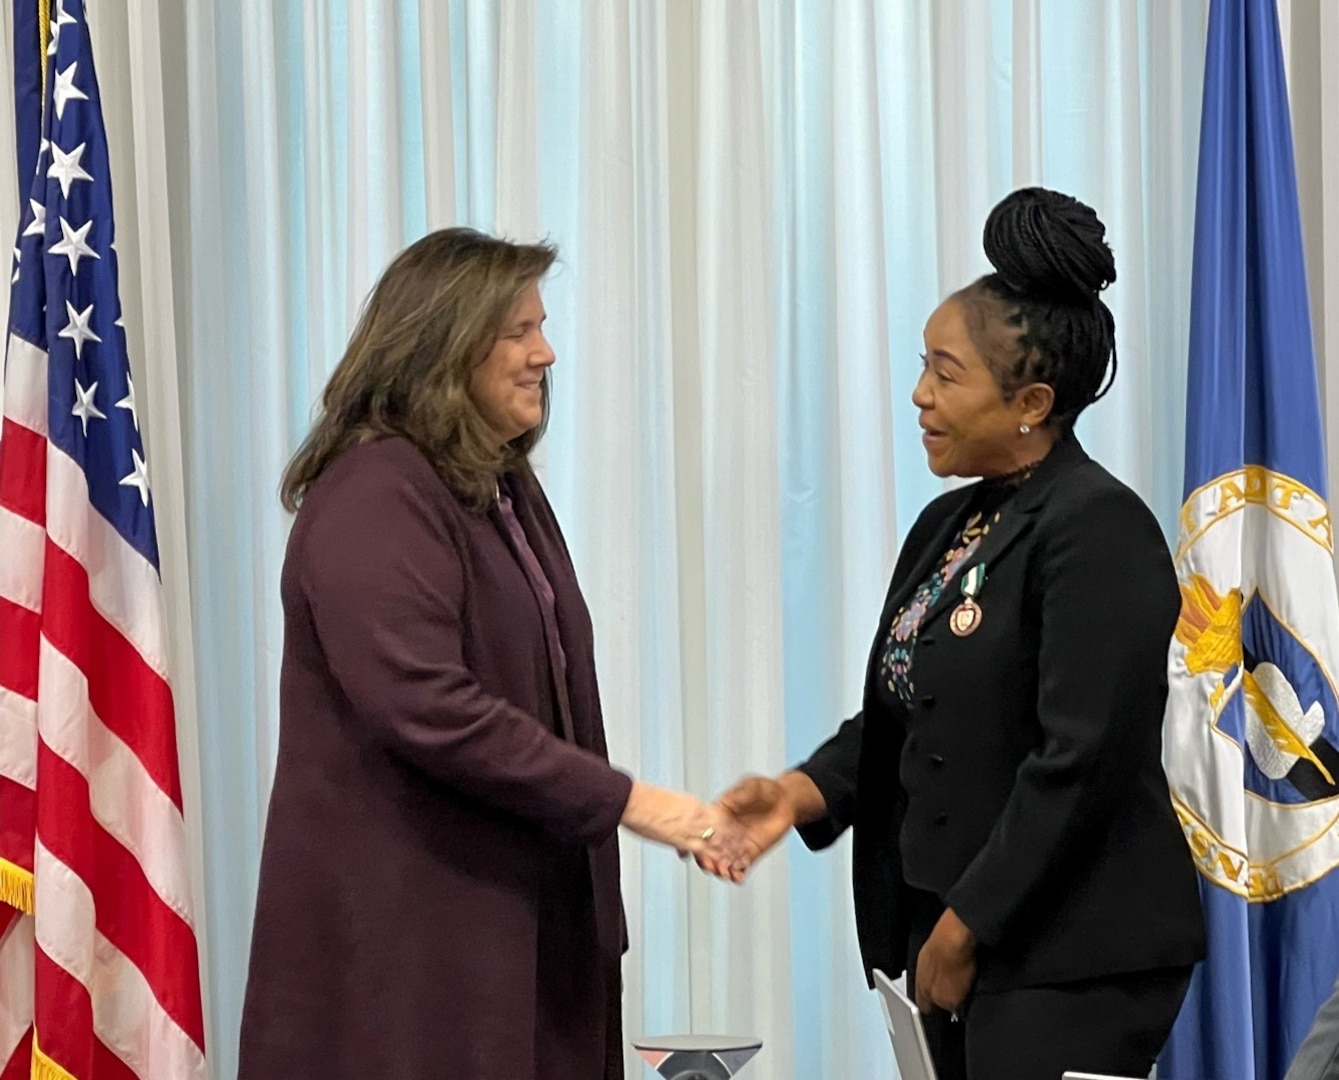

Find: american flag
<box><xmin>0</xmin><ymin>1</ymin><xmax>206</xmax><ymax>1077</ymax></box>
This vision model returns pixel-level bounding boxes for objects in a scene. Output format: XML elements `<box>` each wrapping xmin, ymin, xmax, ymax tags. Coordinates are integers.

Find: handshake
<box><xmin>619</xmin><ymin>772</ymin><xmax>825</xmax><ymax>883</ymax></box>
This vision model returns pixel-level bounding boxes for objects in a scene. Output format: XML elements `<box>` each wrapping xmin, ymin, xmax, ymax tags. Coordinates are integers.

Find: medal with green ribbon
<box><xmin>950</xmin><ymin>563</ymin><xmax>986</xmax><ymax>637</ymax></box>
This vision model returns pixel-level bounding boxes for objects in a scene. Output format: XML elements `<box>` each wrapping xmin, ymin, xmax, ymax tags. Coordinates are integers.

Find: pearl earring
<box><xmin>1019</xmin><ymin>424</ymin><xmax>1031</xmax><ymax>435</ymax></box>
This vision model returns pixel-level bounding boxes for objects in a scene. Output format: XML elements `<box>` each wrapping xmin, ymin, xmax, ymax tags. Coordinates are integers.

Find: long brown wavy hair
<box><xmin>280</xmin><ymin>228</ymin><xmax>557</xmax><ymax>512</ymax></box>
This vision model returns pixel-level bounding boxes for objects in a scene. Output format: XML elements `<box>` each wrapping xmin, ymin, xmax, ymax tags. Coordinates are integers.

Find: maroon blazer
<box><xmin>238</xmin><ymin>437</ymin><xmax>633</xmax><ymax>1080</ymax></box>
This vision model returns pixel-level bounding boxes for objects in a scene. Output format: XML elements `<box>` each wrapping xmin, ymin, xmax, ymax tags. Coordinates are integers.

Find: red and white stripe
<box><xmin>0</xmin><ymin>333</ymin><xmax>205</xmax><ymax>1079</ymax></box>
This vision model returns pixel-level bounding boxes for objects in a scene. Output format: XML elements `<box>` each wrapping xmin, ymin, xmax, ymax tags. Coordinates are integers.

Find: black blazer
<box><xmin>797</xmin><ymin>434</ymin><xmax>1205</xmax><ymax>991</ymax></box>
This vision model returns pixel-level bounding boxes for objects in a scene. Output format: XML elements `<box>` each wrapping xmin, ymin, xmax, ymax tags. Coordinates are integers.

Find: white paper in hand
<box><xmin>873</xmin><ymin>969</ymin><xmax>938</xmax><ymax>1080</ymax></box>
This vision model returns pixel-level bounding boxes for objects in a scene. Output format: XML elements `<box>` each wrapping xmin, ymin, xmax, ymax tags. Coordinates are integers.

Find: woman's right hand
<box><xmin>620</xmin><ymin>781</ymin><xmax>745</xmax><ymax>864</ymax></box>
<box><xmin>701</xmin><ymin>770</ymin><xmax>827</xmax><ymax>881</ymax></box>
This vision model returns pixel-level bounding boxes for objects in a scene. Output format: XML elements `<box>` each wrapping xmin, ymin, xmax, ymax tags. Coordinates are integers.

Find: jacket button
<box><xmin>933</xmin><ymin>812</ymin><xmax>949</xmax><ymax>825</ymax></box>
<box><xmin>920</xmin><ymin>695</ymin><xmax>936</xmax><ymax>709</ymax></box>
<box><xmin>920</xmin><ymin>636</ymin><xmax>935</xmax><ymax>647</ymax></box>
<box><xmin>929</xmin><ymin>754</ymin><xmax>945</xmax><ymax>769</ymax></box>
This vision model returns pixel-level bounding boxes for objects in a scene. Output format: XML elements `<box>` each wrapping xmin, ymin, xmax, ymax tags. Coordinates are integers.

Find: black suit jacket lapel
<box><xmin>917</xmin><ymin>506</ymin><xmax>1035</xmax><ymax>634</ymax></box>
<box><xmin>917</xmin><ymin>433</ymin><xmax>1091</xmax><ymax>635</ymax></box>
<box><xmin>876</xmin><ymin>487</ymin><xmax>974</xmax><ymax>635</ymax></box>
<box><xmin>861</xmin><ymin>487</ymin><xmax>974</xmax><ymax>698</ymax></box>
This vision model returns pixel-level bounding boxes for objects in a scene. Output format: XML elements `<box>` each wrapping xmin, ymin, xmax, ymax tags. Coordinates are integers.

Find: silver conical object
<box><xmin>633</xmin><ymin>1035</ymin><xmax>762</xmax><ymax>1080</ymax></box>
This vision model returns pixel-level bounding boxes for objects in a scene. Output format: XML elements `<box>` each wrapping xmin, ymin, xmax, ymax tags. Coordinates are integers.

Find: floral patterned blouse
<box><xmin>880</xmin><ymin>466</ymin><xmax>1037</xmax><ymax>706</ymax></box>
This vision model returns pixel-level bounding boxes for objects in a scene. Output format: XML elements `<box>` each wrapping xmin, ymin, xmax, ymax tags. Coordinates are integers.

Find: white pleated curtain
<box><xmin>5</xmin><ymin>3</ymin><xmax>1339</xmax><ymax>1079</ymax></box>
<box><xmin>177</xmin><ymin>6</ymin><xmax>1213</xmax><ymax>1078</ymax></box>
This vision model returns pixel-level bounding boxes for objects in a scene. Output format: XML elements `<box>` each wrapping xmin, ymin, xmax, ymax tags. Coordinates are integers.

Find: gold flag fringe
<box><xmin>33</xmin><ymin>1034</ymin><xmax>80</xmax><ymax>1080</ymax></box>
<box><xmin>0</xmin><ymin>860</ymin><xmax>33</xmax><ymax>916</ymax></box>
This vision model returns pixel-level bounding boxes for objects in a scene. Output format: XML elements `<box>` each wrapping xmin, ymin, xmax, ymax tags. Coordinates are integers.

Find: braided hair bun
<box><xmin>985</xmin><ymin>187</ymin><xmax>1115</xmax><ymax>301</ymax></box>
<box><xmin>958</xmin><ymin>187</ymin><xmax>1118</xmax><ymax>426</ymax></box>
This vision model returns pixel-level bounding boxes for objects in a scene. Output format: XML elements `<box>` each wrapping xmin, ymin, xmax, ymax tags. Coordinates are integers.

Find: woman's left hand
<box><xmin>914</xmin><ymin>908</ymin><xmax>978</xmax><ymax>1017</ymax></box>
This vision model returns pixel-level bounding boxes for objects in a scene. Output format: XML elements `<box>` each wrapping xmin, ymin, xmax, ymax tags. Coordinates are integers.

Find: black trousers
<box><xmin>905</xmin><ymin>888</ymin><xmax>1192</xmax><ymax>1080</ymax></box>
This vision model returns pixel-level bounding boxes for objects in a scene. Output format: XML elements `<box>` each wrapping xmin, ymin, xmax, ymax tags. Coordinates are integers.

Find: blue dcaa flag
<box><xmin>1160</xmin><ymin>0</ymin><xmax>1339</xmax><ymax>1077</ymax></box>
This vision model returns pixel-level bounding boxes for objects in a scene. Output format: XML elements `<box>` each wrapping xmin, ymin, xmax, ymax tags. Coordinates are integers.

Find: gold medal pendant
<box><xmin>950</xmin><ymin>597</ymin><xmax>982</xmax><ymax>637</ymax></box>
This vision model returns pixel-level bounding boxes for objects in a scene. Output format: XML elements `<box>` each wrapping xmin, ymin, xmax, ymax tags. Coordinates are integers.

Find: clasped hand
<box><xmin>620</xmin><ymin>780</ymin><xmax>750</xmax><ymax>867</ymax></box>
<box><xmin>696</xmin><ymin>774</ymin><xmax>805</xmax><ymax>883</ymax></box>
<box><xmin>624</xmin><ymin>772</ymin><xmax>825</xmax><ymax>886</ymax></box>
<box><xmin>620</xmin><ymin>775</ymin><xmax>798</xmax><ymax>882</ymax></box>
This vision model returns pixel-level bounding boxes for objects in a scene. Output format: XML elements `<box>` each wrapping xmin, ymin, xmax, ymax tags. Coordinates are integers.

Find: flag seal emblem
<box><xmin>1166</xmin><ymin>465</ymin><xmax>1339</xmax><ymax>903</ymax></box>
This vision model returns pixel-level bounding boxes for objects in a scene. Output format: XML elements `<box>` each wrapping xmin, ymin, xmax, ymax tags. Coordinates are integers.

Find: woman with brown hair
<box><xmin>238</xmin><ymin>228</ymin><xmax>736</xmax><ymax>1080</ymax></box>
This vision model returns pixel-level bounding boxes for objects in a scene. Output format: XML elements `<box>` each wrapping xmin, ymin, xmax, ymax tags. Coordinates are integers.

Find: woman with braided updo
<box><xmin>707</xmin><ymin>188</ymin><xmax>1206</xmax><ymax>1079</ymax></box>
